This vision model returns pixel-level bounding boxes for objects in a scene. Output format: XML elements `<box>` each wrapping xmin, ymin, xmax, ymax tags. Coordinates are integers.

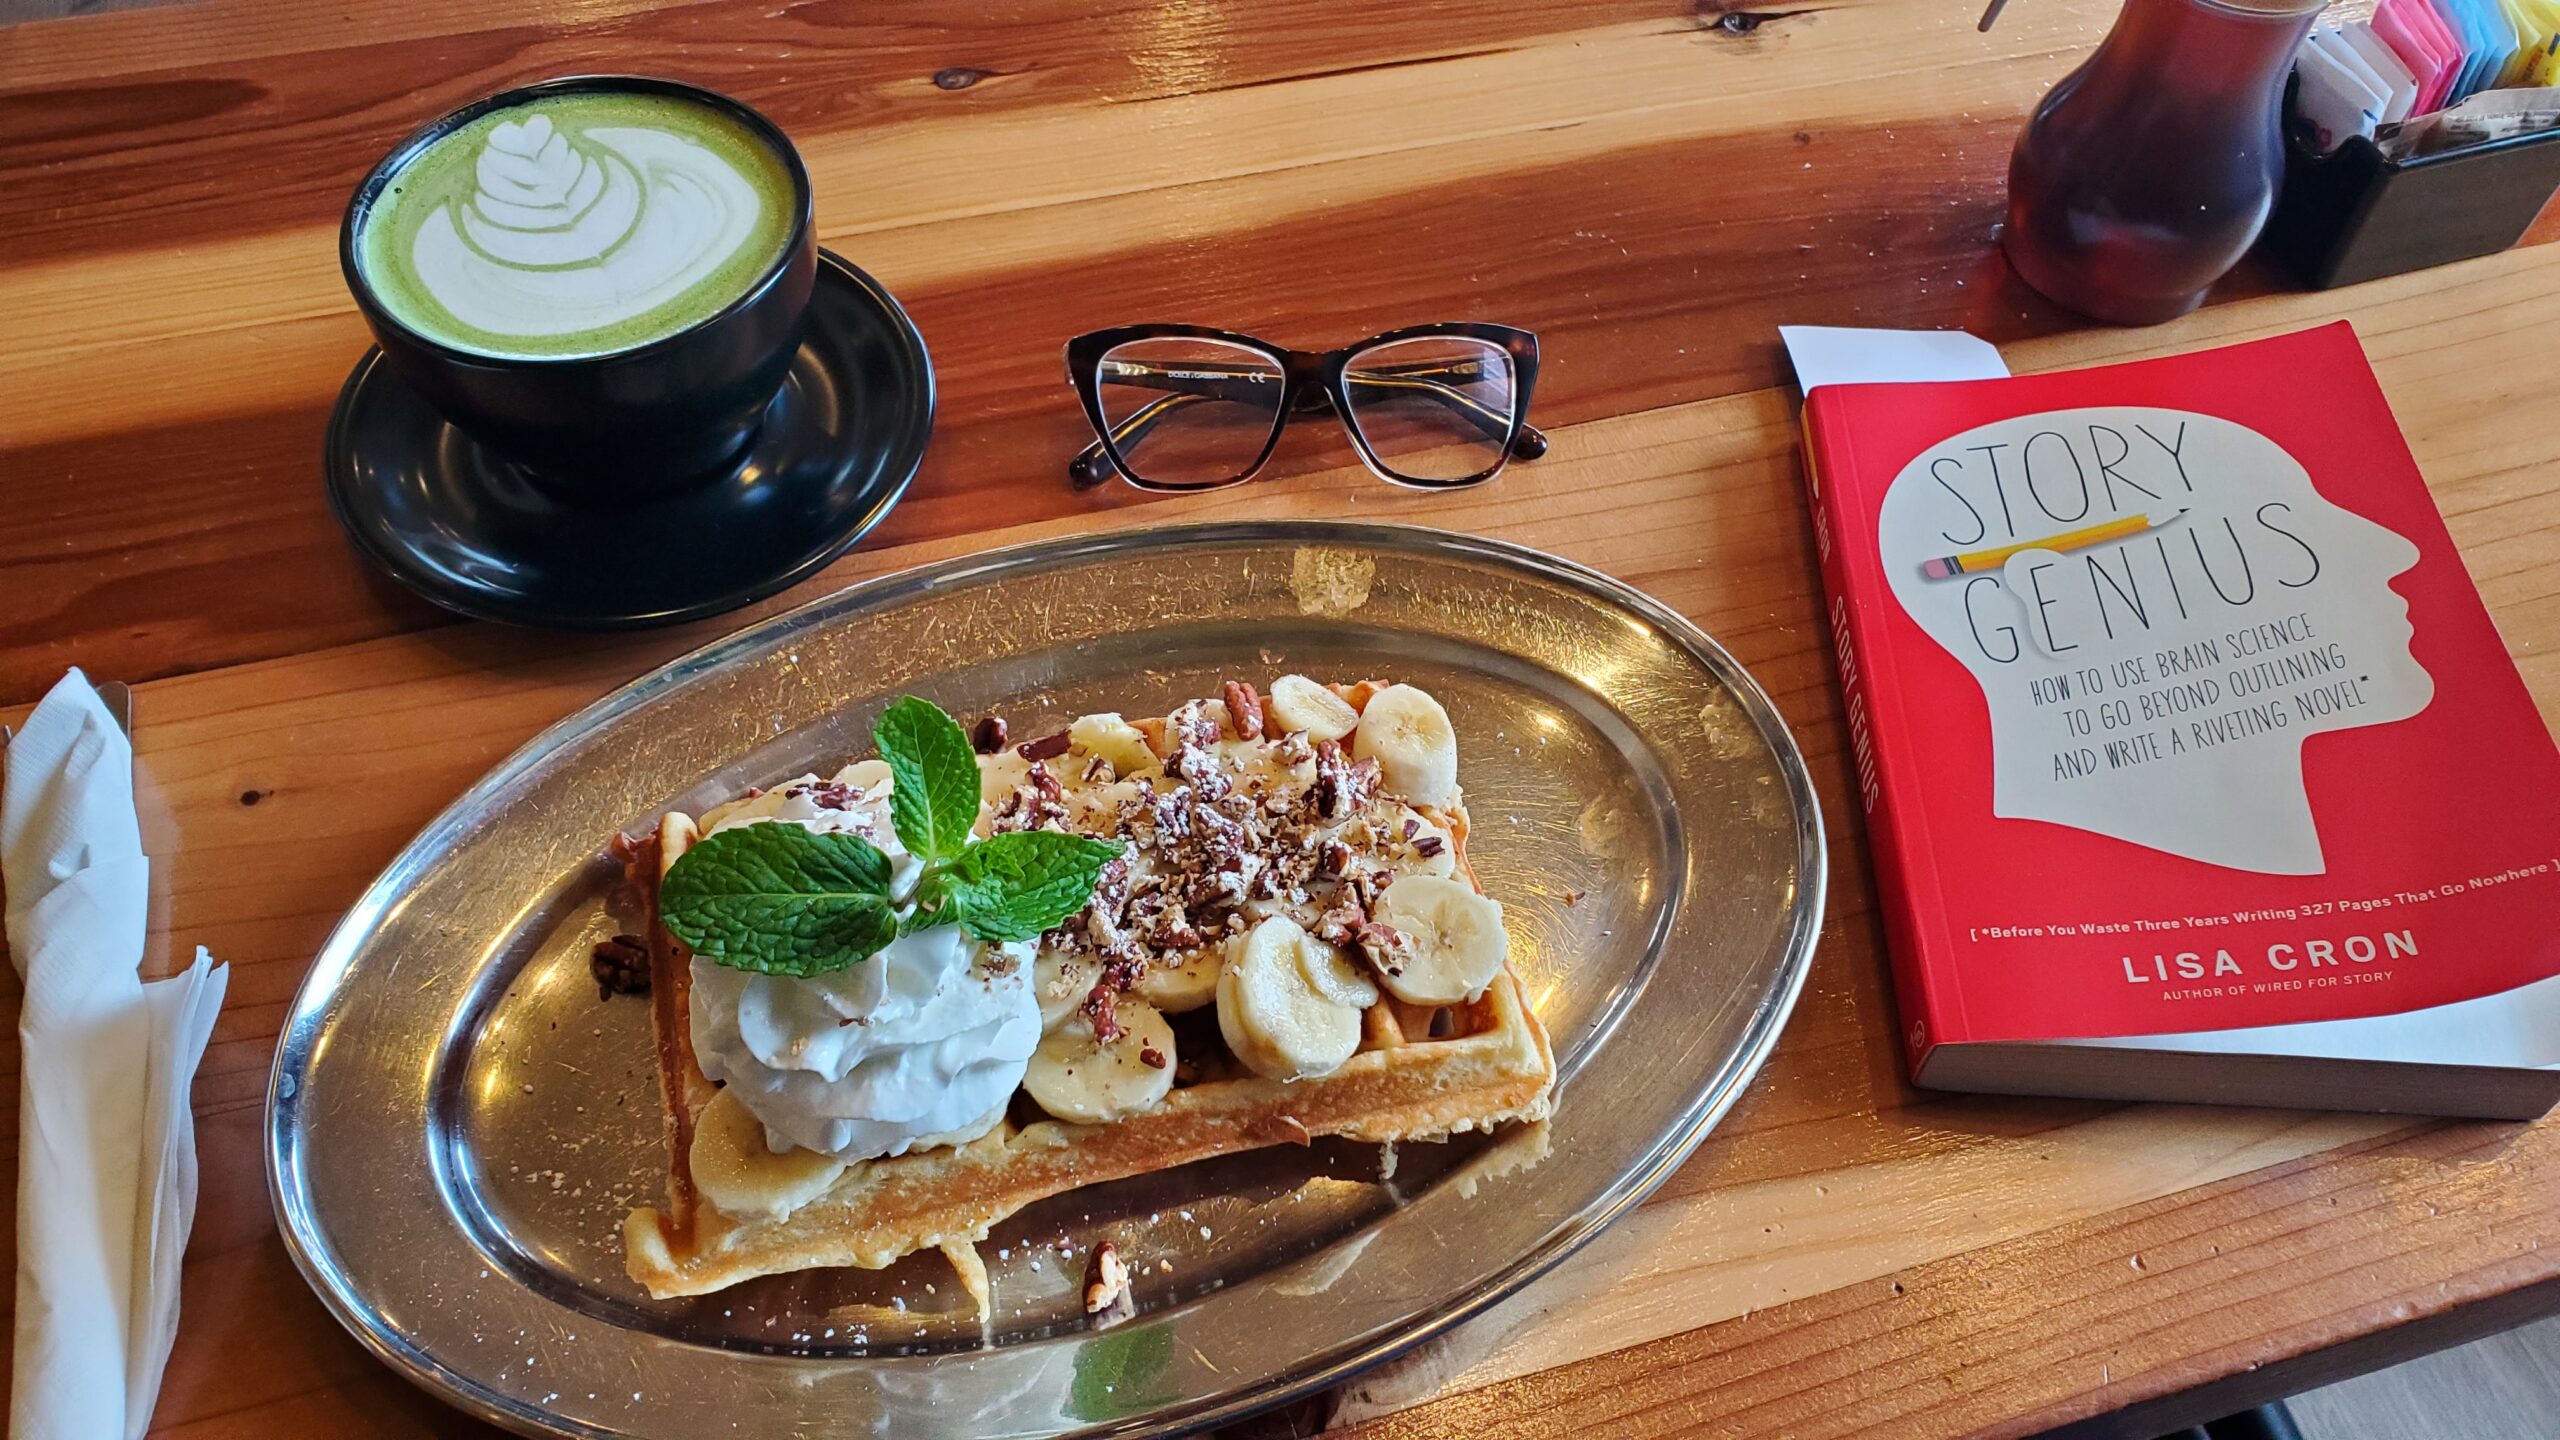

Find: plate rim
<box><xmin>265</xmin><ymin>518</ymin><xmax>1827</xmax><ymax>1438</ymax></box>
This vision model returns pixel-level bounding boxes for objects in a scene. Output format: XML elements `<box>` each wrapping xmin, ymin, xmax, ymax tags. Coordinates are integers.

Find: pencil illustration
<box><xmin>1918</xmin><ymin>507</ymin><xmax>2188</xmax><ymax>580</ymax></box>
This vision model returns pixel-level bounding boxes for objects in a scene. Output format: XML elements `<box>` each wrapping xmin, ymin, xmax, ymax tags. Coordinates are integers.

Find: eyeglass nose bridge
<box><xmin>1277</xmin><ymin>347</ymin><xmax>1333</xmax><ymax>415</ymax></box>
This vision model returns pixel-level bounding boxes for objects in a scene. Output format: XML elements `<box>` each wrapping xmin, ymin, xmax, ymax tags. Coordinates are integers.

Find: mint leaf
<box><xmin>943</xmin><ymin>831</ymin><xmax>1124</xmax><ymax>943</ymax></box>
<box><xmin>1067</xmin><ymin>1323</ymin><xmax>1173</xmax><ymax>1422</ymax></box>
<box><xmin>660</xmin><ymin>823</ymin><xmax>896</xmax><ymax>976</ymax></box>
<box><xmin>874</xmin><ymin>696</ymin><xmax>982</xmax><ymax>864</ymax></box>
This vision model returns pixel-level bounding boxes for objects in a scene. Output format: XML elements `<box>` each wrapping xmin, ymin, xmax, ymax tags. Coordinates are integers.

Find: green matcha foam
<box><xmin>357</xmin><ymin>91</ymin><xmax>796</xmax><ymax>361</ymax></box>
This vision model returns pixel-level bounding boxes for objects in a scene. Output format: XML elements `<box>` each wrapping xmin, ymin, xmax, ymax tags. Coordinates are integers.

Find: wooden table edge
<box><xmin>1332</xmin><ymin>1117</ymin><xmax>2560</xmax><ymax>1438</ymax></box>
<box><xmin>2044</xmin><ymin>1273</ymin><xmax>2560</xmax><ymax>1439</ymax></box>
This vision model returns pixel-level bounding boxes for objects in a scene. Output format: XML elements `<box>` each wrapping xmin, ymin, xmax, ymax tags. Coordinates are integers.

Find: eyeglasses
<box><xmin>1064</xmin><ymin>322</ymin><xmax>1546</xmax><ymax>493</ymax></box>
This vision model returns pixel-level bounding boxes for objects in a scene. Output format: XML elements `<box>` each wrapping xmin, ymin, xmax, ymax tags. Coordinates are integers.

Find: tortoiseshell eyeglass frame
<box><xmin>1063</xmin><ymin>322</ymin><xmax>1547</xmax><ymax>493</ymax></box>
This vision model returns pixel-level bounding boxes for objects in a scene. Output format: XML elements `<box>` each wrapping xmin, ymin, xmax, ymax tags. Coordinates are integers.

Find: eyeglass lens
<box><xmin>1095</xmin><ymin>338</ymin><xmax>1287</xmax><ymax>489</ymax></box>
<box><xmin>1340</xmin><ymin>337</ymin><xmax>1517</xmax><ymax>484</ymax></box>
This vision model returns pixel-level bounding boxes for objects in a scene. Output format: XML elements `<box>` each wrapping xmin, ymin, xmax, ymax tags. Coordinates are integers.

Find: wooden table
<box><xmin>5</xmin><ymin>1</ymin><xmax>2557</xmax><ymax>1435</ymax></box>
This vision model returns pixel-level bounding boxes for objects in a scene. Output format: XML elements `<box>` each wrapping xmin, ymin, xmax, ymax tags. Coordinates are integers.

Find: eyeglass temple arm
<box><xmin>1072</xmin><ymin>363</ymin><xmax>1548</xmax><ymax>486</ymax></box>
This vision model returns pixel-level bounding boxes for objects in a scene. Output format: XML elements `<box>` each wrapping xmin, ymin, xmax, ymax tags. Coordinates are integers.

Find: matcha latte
<box><xmin>356</xmin><ymin>91</ymin><xmax>797</xmax><ymax>360</ymax></box>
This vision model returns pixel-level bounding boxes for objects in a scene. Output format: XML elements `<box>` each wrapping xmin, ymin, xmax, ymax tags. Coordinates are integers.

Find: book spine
<box><xmin>1800</xmin><ymin>396</ymin><xmax>1948</xmax><ymax>1074</ymax></box>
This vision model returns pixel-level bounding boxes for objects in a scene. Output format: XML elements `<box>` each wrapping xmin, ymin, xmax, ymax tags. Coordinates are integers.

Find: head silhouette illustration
<box><xmin>1879</xmin><ymin>406</ymin><xmax>2433</xmax><ymax>875</ymax></box>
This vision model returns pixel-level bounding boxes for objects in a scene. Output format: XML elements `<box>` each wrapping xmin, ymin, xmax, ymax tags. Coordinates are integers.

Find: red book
<box><xmin>1800</xmin><ymin>323</ymin><xmax>2560</xmax><ymax>1116</ymax></box>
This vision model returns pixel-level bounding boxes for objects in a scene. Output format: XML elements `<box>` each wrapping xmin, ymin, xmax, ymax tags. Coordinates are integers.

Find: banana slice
<box><xmin>1025</xmin><ymin>998</ymin><xmax>1176</xmax><ymax>1123</ymax></box>
<box><xmin>834</xmin><ymin>758</ymin><xmax>893</xmax><ymax>793</ymax></box>
<box><xmin>1350</xmin><ymin>684</ymin><xmax>1459</xmax><ymax>808</ymax></box>
<box><xmin>1369</xmin><ymin>874</ymin><xmax>1508</xmax><ymax>1005</ymax></box>
<box><xmin>1266</xmin><ymin>675</ymin><xmax>1360</xmax><ymax>742</ymax></box>
<box><xmin>1034</xmin><ymin>946</ymin><xmax>1101</xmax><ymax>1030</ymax></box>
<box><xmin>689</xmin><ymin>1087</ymin><xmax>847</xmax><ymax>1221</ymax></box>
<box><xmin>1218</xmin><ymin>916</ymin><xmax>1366</xmax><ymax>1081</ymax></box>
<box><xmin>1069</xmin><ymin>712</ymin><xmax>1159</xmax><ymax>777</ymax></box>
<box><xmin>976</xmin><ymin>750</ymin><xmax>1030</xmax><ymax>814</ymax></box>
<box><xmin>1137</xmin><ymin>950</ymin><xmax>1222</xmax><ymax>1012</ymax></box>
<box><xmin>1296</xmin><ymin>932</ymin><xmax>1381</xmax><ymax>1009</ymax></box>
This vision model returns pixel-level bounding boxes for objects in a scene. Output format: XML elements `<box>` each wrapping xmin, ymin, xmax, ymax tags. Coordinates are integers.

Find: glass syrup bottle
<box><xmin>2003</xmin><ymin>0</ymin><xmax>2326</xmax><ymax>325</ymax></box>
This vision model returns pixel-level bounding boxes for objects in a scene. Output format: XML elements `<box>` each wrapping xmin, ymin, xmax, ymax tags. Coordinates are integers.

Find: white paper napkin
<box><xmin>1777</xmin><ymin>324</ymin><xmax>2009</xmax><ymax>392</ymax></box>
<box><xmin>5</xmin><ymin>671</ymin><xmax>228</xmax><ymax>1440</ymax></box>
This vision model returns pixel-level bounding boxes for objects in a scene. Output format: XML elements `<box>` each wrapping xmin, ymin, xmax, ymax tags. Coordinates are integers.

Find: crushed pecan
<box><xmin>1308</xmin><ymin>739</ymin><xmax>1378</xmax><ymax>820</ymax></box>
<box><xmin>1172</xmin><ymin>699</ymin><xmax>1223</xmax><ymax>751</ymax></box>
<box><xmin>1350</xmin><ymin>867</ymin><xmax>1396</xmax><ymax>911</ymax></box>
<box><xmin>1310</xmin><ymin>742</ymin><xmax>1346</xmax><ymax>818</ymax></box>
<box><xmin>1312</xmin><ymin>894</ymin><xmax>1367</xmax><ymax>948</ymax></box>
<box><xmin>1084</xmin><ymin>1241</ymin><xmax>1133</xmax><ymax>1315</ymax></box>
<box><xmin>1082</xmin><ymin>984</ymin><xmax>1125</xmax><ymax>1045</ymax></box>
<box><xmin>1223</xmin><ymin>679</ymin><xmax>1265</xmax><ymax>741</ymax></box>
<box><xmin>589</xmin><ymin>933</ymin><xmax>652</xmax><ymax>1000</ymax></box>
<box><xmin>1147</xmin><ymin>908</ymin><xmax>1203</xmax><ymax>950</ymax></box>
<box><xmin>788</xmin><ymin>779</ymin><xmax>857</xmax><ymax>810</ymax></box>
<box><xmin>1017</xmin><ymin>729</ymin><xmax>1072</xmax><ymax>762</ymax></box>
<box><xmin>1139</xmin><ymin>1045</ymin><xmax>1168</xmax><ymax>1070</ymax></box>
<box><xmin>971</xmin><ymin>714</ymin><xmax>1009</xmax><ymax>754</ymax></box>
<box><xmin>1350</xmin><ymin>920</ymin><xmax>1408</xmax><ymax>975</ymax></box>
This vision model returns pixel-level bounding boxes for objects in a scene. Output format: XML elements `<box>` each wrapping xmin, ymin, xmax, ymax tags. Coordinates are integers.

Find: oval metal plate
<box><xmin>268</xmin><ymin>521</ymin><xmax>1825</xmax><ymax>1438</ymax></box>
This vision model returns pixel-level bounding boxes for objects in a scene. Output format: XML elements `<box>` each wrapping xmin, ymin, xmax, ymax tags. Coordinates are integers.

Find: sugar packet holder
<box><xmin>2262</xmin><ymin>77</ymin><xmax>2560</xmax><ymax>289</ymax></box>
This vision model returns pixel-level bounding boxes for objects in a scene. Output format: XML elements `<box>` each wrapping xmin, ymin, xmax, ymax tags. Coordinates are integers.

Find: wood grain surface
<box><xmin>3</xmin><ymin>0</ymin><xmax>2557</xmax><ymax>1436</ymax></box>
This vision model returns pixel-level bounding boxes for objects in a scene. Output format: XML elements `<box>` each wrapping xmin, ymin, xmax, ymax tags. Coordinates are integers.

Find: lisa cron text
<box><xmin>2121</xmin><ymin>928</ymin><xmax>2417</xmax><ymax>982</ymax></box>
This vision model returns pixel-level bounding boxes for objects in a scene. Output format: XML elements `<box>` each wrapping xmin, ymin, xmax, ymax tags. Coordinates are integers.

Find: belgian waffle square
<box><xmin>620</xmin><ymin>683</ymin><xmax>1556</xmax><ymax>1301</ymax></box>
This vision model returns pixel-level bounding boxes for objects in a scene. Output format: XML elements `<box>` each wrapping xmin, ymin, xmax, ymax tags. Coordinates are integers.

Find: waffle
<box><xmin>621</xmin><ymin>685</ymin><xmax>1557</xmax><ymax>1302</ymax></box>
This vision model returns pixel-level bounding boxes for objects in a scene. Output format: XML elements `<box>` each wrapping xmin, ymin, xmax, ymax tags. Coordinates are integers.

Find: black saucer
<box><xmin>325</xmin><ymin>251</ymin><xmax>933</xmax><ymax>629</ymax></box>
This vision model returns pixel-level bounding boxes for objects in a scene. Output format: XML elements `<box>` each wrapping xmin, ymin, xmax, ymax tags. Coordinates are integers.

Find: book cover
<box><xmin>1800</xmin><ymin>323</ymin><xmax>2560</xmax><ymax>1083</ymax></box>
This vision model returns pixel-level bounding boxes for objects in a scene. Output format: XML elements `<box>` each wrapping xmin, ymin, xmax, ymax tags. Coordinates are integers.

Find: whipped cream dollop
<box><xmin>685</xmin><ymin>770</ymin><xmax>1040</xmax><ymax>1162</ymax></box>
<box><xmin>408</xmin><ymin>109</ymin><xmax>769</xmax><ymax>343</ymax></box>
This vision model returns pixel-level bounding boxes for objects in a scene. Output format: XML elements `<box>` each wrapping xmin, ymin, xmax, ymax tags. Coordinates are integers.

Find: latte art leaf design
<box><xmin>461</xmin><ymin>115</ymin><xmax>645</xmax><ymax>268</ymax></box>
<box><xmin>401</xmin><ymin>103</ymin><xmax>775</xmax><ymax>344</ymax></box>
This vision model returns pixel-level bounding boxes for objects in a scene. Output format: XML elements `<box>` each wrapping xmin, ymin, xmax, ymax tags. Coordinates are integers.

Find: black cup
<box><xmin>340</xmin><ymin>76</ymin><xmax>817</xmax><ymax>494</ymax></box>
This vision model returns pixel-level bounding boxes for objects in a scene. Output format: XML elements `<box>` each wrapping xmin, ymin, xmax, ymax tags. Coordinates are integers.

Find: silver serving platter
<box><xmin>268</xmin><ymin>521</ymin><xmax>1824</xmax><ymax>1438</ymax></box>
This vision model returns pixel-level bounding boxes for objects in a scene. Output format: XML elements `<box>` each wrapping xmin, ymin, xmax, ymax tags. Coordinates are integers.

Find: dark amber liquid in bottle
<box><xmin>2005</xmin><ymin>0</ymin><xmax>2324</xmax><ymax>325</ymax></box>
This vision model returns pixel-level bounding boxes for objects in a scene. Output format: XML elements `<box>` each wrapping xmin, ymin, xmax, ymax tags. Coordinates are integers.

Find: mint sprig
<box><xmin>659</xmin><ymin>696</ymin><xmax>1123</xmax><ymax>975</ymax></box>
